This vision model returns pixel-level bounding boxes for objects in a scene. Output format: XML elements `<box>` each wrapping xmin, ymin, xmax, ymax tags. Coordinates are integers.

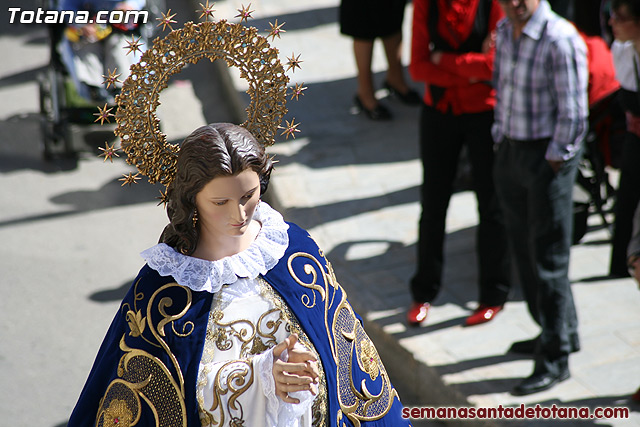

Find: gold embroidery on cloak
<box><xmin>197</xmin><ymin>279</ymin><xmax>328</xmax><ymax>427</ymax></box>
<box><xmin>97</xmin><ymin>281</ymin><xmax>193</xmax><ymax>427</ymax></box>
<box><xmin>197</xmin><ymin>286</ymin><xmax>280</xmax><ymax>426</ymax></box>
<box><xmin>211</xmin><ymin>308</ymin><xmax>282</xmax><ymax>357</ymax></box>
<box><xmin>286</xmin><ymin>247</ymin><xmax>398</xmax><ymax>427</ymax></box>
<box><xmin>258</xmin><ymin>278</ymin><xmax>328</xmax><ymax>427</ymax></box>
<box><xmin>207</xmin><ymin>360</ymin><xmax>254</xmax><ymax>426</ymax></box>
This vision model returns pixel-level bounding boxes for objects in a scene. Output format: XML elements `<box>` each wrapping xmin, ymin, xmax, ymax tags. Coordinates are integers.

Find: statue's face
<box><xmin>195</xmin><ymin>169</ymin><xmax>261</xmax><ymax>241</ymax></box>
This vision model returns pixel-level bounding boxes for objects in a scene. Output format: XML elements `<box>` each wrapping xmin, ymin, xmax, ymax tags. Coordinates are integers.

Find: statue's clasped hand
<box><xmin>272</xmin><ymin>334</ymin><xmax>320</xmax><ymax>404</ymax></box>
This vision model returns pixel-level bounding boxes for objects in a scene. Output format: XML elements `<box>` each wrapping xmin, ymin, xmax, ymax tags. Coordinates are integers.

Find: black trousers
<box><xmin>494</xmin><ymin>139</ymin><xmax>580</xmax><ymax>375</ymax></box>
<box><xmin>411</xmin><ymin>106</ymin><xmax>510</xmax><ymax>306</ymax></box>
<box><xmin>609</xmin><ymin>133</ymin><xmax>640</xmax><ymax>276</ymax></box>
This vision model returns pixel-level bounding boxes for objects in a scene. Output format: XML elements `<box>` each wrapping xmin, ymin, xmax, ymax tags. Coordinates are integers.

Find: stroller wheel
<box><xmin>38</xmin><ymin>66</ymin><xmax>75</xmax><ymax>160</ymax></box>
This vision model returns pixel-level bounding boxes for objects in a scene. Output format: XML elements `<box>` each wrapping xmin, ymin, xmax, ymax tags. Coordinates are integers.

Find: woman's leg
<box><xmin>381</xmin><ymin>31</ymin><xmax>410</xmax><ymax>94</ymax></box>
<box><xmin>353</xmin><ymin>38</ymin><xmax>378</xmax><ymax>110</ymax></box>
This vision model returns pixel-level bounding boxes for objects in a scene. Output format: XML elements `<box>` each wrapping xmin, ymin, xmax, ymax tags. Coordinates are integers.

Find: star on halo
<box><xmin>102</xmin><ymin>68</ymin><xmax>122</xmax><ymax>89</ymax></box>
<box><xmin>290</xmin><ymin>82</ymin><xmax>307</xmax><ymax>101</ymax></box>
<box><xmin>279</xmin><ymin>118</ymin><xmax>301</xmax><ymax>139</ymax></box>
<box><xmin>235</xmin><ymin>3</ymin><xmax>254</xmax><ymax>23</ymax></box>
<box><xmin>156</xmin><ymin>190</ymin><xmax>169</xmax><ymax>207</ymax></box>
<box><xmin>267</xmin><ymin>19</ymin><xmax>286</xmax><ymax>41</ymax></box>
<box><xmin>94</xmin><ymin>103</ymin><xmax>114</xmax><ymax>125</ymax></box>
<box><xmin>156</xmin><ymin>9</ymin><xmax>177</xmax><ymax>31</ymax></box>
<box><xmin>123</xmin><ymin>35</ymin><xmax>144</xmax><ymax>55</ymax></box>
<box><xmin>286</xmin><ymin>52</ymin><xmax>302</xmax><ymax>73</ymax></box>
<box><xmin>197</xmin><ymin>0</ymin><xmax>215</xmax><ymax>20</ymax></box>
<box><xmin>98</xmin><ymin>141</ymin><xmax>120</xmax><ymax>162</ymax></box>
<box><xmin>119</xmin><ymin>172</ymin><xmax>141</xmax><ymax>186</ymax></box>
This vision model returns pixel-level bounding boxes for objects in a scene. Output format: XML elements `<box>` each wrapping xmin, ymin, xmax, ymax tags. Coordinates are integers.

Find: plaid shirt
<box><xmin>491</xmin><ymin>1</ymin><xmax>588</xmax><ymax>161</ymax></box>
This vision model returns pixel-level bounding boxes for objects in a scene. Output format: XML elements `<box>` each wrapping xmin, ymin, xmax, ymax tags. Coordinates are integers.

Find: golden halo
<box><xmin>113</xmin><ymin>20</ymin><xmax>290</xmax><ymax>187</ymax></box>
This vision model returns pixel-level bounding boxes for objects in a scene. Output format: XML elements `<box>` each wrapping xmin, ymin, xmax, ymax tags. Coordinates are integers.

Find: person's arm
<box><xmin>409</xmin><ymin>0</ymin><xmax>469</xmax><ymax>87</ymax></box>
<box><xmin>491</xmin><ymin>22</ymin><xmax>506</xmax><ymax>144</ymax></box>
<box><xmin>436</xmin><ymin>0</ymin><xmax>505</xmax><ymax>81</ymax></box>
<box><xmin>545</xmin><ymin>34</ymin><xmax>589</xmax><ymax>163</ymax></box>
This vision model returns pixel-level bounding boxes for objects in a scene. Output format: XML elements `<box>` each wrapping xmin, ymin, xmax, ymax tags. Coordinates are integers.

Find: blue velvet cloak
<box><xmin>68</xmin><ymin>223</ymin><xmax>410</xmax><ymax>426</ymax></box>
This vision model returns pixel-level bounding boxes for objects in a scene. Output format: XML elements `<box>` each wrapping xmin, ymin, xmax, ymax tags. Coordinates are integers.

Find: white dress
<box><xmin>141</xmin><ymin>202</ymin><xmax>327</xmax><ymax>427</ymax></box>
<box><xmin>612</xmin><ymin>39</ymin><xmax>639</xmax><ymax>91</ymax></box>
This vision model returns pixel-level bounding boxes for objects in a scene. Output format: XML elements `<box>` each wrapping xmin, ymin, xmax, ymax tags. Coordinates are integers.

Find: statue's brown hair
<box><xmin>159</xmin><ymin>123</ymin><xmax>273</xmax><ymax>255</ymax></box>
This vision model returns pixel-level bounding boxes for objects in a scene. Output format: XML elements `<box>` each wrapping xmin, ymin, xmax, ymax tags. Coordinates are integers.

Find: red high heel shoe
<box><xmin>465</xmin><ymin>304</ymin><xmax>503</xmax><ymax>326</ymax></box>
<box><xmin>407</xmin><ymin>302</ymin><xmax>430</xmax><ymax>326</ymax></box>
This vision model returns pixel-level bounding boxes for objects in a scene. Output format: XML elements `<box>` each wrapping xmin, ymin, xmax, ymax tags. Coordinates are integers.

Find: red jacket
<box><xmin>410</xmin><ymin>0</ymin><xmax>504</xmax><ymax>114</ymax></box>
<box><xmin>580</xmin><ymin>33</ymin><xmax>620</xmax><ymax>107</ymax></box>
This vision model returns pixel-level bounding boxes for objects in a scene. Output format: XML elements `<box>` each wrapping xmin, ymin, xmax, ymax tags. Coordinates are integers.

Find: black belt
<box><xmin>504</xmin><ymin>137</ymin><xmax>551</xmax><ymax>145</ymax></box>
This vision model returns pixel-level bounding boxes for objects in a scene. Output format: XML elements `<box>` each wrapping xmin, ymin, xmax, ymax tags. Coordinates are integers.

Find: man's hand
<box><xmin>482</xmin><ymin>31</ymin><xmax>496</xmax><ymax>53</ymax></box>
<box><xmin>272</xmin><ymin>334</ymin><xmax>319</xmax><ymax>404</ymax></box>
<box><xmin>431</xmin><ymin>50</ymin><xmax>442</xmax><ymax>65</ymax></box>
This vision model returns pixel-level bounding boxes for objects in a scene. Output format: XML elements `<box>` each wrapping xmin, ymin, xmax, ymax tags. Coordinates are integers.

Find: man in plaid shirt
<box><xmin>491</xmin><ymin>0</ymin><xmax>588</xmax><ymax>396</ymax></box>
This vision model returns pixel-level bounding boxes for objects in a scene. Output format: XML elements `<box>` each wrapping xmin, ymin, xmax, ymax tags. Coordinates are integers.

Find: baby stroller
<box><xmin>37</xmin><ymin>0</ymin><xmax>162</xmax><ymax>159</ymax></box>
<box><xmin>573</xmin><ymin>89</ymin><xmax>625</xmax><ymax>243</ymax></box>
<box><xmin>571</xmin><ymin>33</ymin><xmax>625</xmax><ymax>244</ymax></box>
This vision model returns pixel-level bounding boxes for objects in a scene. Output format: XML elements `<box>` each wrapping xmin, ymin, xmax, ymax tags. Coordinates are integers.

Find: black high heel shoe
<box><xmin>383</xmin><ymin>81</ymin><xmax>421</xmax><ymax>106</ymax></box>
<box><xmin>354</xmin><ymin>95</ymin><xmax>392</xmax><ymax>121</ymax></box>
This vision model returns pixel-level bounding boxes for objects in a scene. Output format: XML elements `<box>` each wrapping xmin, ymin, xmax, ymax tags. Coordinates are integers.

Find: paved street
<box><xmin>1</xmin><ymin>0</ymin><xmax>639</xmax><ymax>426</ymax></box>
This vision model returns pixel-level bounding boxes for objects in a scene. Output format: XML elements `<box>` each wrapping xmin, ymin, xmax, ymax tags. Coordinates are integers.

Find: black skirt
<box><xmin>339</xmin><ymin>0</ymin><xmax>408</xmax><ymax>40</ymax></box>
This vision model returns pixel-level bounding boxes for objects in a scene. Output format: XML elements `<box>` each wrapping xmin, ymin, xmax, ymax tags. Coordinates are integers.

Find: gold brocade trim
<box><xmin>197</xmin><ymin>287</ymin><xmax>280</xmax><ymax>425</ymax></box>
<box><xmin>97</xmin><ymin>281</ymin><xmax>193</xmax><ymax>427</ymax></box>
<box><xmin>102</xmin><ymin>398</ymin><xmax>135</xmax><ymax>427</ymax></box>
<box><xmin>286</xmin><ymin>249</ymin><xmax>398</xmax><ymax>427</ymax></box>
<box><xmin>258</xmin><ymin>278</ymin><xmax>328</xmax><ymax>427</ymax></box>
<box><xmin>197</xmin><ymin>280</ymin><xmax>327</xmax><ymax>426</ymax></box>
<box><xmin>358</xmin><ymin>340</ymin><xmax>380</xmax><ymax>382</ymax></box>
<box><xmin>211</xmin><ymin>307</ymin><xmax>282</xmax><ymax>357</ymax></box>
<box><xmin>208</xmin><ymin>360</ymin><xmax>254</xmax><ymax>426</ymax></box>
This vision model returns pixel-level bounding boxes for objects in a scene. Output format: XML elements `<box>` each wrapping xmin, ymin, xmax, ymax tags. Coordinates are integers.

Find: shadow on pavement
<box><xmin>0</xmin><ymin>64</ymin><xmax>46</xmax><ymax>89</ymax></box>
<box><xmin>0</xmin><ymin>0</ymin><xmax>42</xmax><ymax>36</ymax></box>
<box><xmin>268</xmin><ymin>75</ymin><xmax>422</xmax><ymax>170</ymax></box>
<box><xmin>0</xmin><ymin>176</ymin><xmax>162</xmax><ymax>228</ymax></box>
<box><xmin>0</xmin><ymin>113</ymin><xmax>79</xmax><ymax>173</ymax></box>
<box><xmin>286</xmin><ymin>185</ymin><xmax>420</xmax><ymax>231</ymax></box>
<box><xmin>90</xmin><ymin>279</ymin><xmax>133</xmax><ymax>302</ymax></box>
<box><xmin>49</xmin><ymin>176</ymin><xmax>163</xmax><ymax>209</ymax></box>
<box><xmin>248</xmin><ymin>6</ymin><xmax>339</xmax><ymax>33</ymax></box>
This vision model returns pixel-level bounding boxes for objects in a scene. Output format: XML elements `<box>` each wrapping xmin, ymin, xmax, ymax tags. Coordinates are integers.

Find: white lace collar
<box><xmin>141</xmin><ymin>202</ymin><xmax>289</xmax><ymax>293</ymax></box>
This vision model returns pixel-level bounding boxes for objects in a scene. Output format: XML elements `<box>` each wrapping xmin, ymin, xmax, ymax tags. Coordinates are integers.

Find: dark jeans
<box><xmin>411</xmin><ymin>106</ymin><xmax>510</xmax><ymax>306</ymax></box>
<box><xmin>494</xmin><ymin>139</ymin><xmax>580</xmax><ymax>375</ymax></box>
<box><xmin>609</xmin><ymin>133</ymin><xmax>640</xmax><ymax>276</ymax></box>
